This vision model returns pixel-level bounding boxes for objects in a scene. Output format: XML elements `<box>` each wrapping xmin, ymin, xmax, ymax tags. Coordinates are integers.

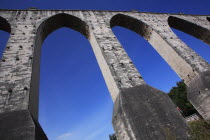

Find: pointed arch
<box><xmin>110</xmin><ymin>14</ymin><xmax>150</xmax><ymax>39</ymax></box>
<box><xmin>39</xmin><ymin>27</ymin><xmax>114</xmax><ymax>138</ymax></box>
<box><xmin>30</xmin><ymin>13</ymin><xmax>90</xmax><ymax>120</ymax></box>
<box><xmin>36</xmin><ymin>13</ymin><xmax>89</xmax><ymax>45</ymax></box>
<box><xmin>168</xmin><ymin>16</ymin><xmax>210</xmax><ymax>45</ymax></box>
<box><xmin>110</xmin><ymin>14</ymin><xmax>181</xmax><ymax>91</ymax></box>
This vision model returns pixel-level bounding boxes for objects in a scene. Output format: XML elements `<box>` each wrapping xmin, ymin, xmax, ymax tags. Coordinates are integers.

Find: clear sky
<box><xmin>0</xmin><ymin>0</ymin><xmax>210</xmax><ymax>140</ymax></box>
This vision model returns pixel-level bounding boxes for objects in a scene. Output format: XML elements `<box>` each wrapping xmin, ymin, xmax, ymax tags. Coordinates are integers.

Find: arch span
<box><xmin>110</xmin><ymin>14</ymin><xmax>186</xmax><ymax>85</ymax></box>
<box><xmin>30</xmin><ymin>13</ymin><xmax>90</xmax><ymax>120</ymax></box>
<box><xmin>111</xmin><ymin>15</ymin><xmax>181</xmax><ymax>92</ymax></box>
<box><xmin>36</xmin><ymin>13</ymin><xmax>89</xmax><ymax>44</ymax></box>
<box><xmin>110</xmin><ymin>14</ymin><xmax>151</xmax><ymax>40</ymax></box>
<box><xmin>168</xmin><ymin>16</ymin><xmax>210</xmax><ymax>45</ymax></box>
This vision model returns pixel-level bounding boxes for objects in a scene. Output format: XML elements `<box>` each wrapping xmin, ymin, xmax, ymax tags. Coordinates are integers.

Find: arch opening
<box><xmin>168</xmin><ymin>16</ymin><xmax>210</xmax><ymax>45</ymax></box>
<box><xmin>32</xmin><ymin>13</ymin><xmax>114</xmax><ymax>139</ymax></box>
<box><xmin>168</xmin><ymin>16</ymin><xmax>210</xmax><ymax>63</ymax></box>
<box><xmin>39</xmin><ymin>27</ymin><xmax>114</xmax><ymax>139</ymax></box>
<box><xmin>0</xmin><ymin>31</ymin><xmax>10</xmax><ymax>59</ymax></box>
<box><xmin>30</xmin><ymin>13</ymin><xmax>90</xmax><ymax>119</ymax></box>
<box><xmin>36</xmin><ymin>13</ymin><xmax>89</xmax><ymax>46</ymax></box>
<box><xmin>0</xmin><ymin>16</ymin><xmax>11</xmax><ymax>59</ymax></box>
<box><xmin>110</xmin><ymin>14</ymin><xmax>181</xmax><ymax>92</ymax></box>
<box><xmin>110</xmin><ymin>14</ymin><xmax>149</xmax><ymax>39</ymax></box>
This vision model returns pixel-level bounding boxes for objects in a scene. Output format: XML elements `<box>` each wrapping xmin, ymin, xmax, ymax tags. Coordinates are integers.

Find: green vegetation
<box><xmin>168</xmin><ymin>80</ymin><xmax>210</xmax><ymax>139</ymax></box>
<box><xmin>168</xmin><ymin>80</ymin><xmax>197</xmax><ymax>117</ymax></box>
<box><xmin>109</xmin><ymin>134</ymin><xmax>117</xmax><ymax>140</ymax></box>
<box><xmin>188</xmin><ymin>120</ymin><xmax>210</xmax><ymax>140</ymax></box>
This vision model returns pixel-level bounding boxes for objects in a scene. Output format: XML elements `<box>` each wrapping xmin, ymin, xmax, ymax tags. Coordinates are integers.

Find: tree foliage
<box><xmin>168</xmin><ymin>80</ymin><xmax>197</xmax><ymax>117</ymax></box>
<box><xmin>188</xmin><ymin>120</ymin><xmax>210</xmax><ymax>140</ymax></box>
<box><xmin>109</xmin><ymin>134</ymin><xmax>117</xmax><ymax>140</ymax></box>
<box><xmin>168</xmin><ymin>81</ymin><xmax>210</xmax><ymax>139</ymax></box>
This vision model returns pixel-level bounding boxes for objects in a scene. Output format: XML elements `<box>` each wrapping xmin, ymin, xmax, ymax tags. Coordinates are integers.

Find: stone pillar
<box><xmin>88</xmin><ymin>12</ymin><xmax>144</xmax><ymax>101</ymax></box>
<box><xmin>89</xmin><ymin>12</ymin><xmax>190</xmax><ymax>140</ymax></box>
<box><xmin>167</xmin><ymin>16</ymin><xmax>210</xmax><ymax>120</ymax></box>
<box><xmin>0</xmin><ymin>11</ymin><xmax>47</xmax><ymax>140</ymax></box>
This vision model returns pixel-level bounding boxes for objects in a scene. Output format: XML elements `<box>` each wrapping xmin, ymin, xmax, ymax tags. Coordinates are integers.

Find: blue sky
<box><xmin>0</xmin><ymin>0</ymin><xmax>210</xmax><ymax>140</ymax></box>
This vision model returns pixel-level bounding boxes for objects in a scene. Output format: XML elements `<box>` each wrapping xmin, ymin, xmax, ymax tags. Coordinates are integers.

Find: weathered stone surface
<box><xmin>113</xmin><ymin>85</ymin><xmax>190</xmax><ymax>140</ymax></box>
<box><xmin>187</xmin><ymin>71</ymin><xmax>210</xmax><ymax>120</ymax></box>
<box><xmin>0</xmin><ymin>9</ymin><xmax>210</xmax><ymax>139</ymax></box>
<box><xmin>0</xmin><ymin>109</ymin><xmax>48</xmax><ymax>140</ymax></box>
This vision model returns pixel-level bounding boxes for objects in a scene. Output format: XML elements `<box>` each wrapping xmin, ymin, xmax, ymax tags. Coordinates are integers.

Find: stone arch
<box><xmin>36</xmin><ymin>13</ymin><xmax>89</xmax><ymax>44</ymax></box>
<box><xmin>110</xmin><ymin>14</ymin><xmax>182</xmax><ymax>87</ymax></box>
<box><xmin>110</xmin><ymin>14</ymin><xmax>152</xmax><ymax>40</ymax></box>
<box><xmin>30</xmin><ymin>13</ymin><xmax>90</xmax><ymax>120</ymax></box>
<box><xmin>168</xmin><ymin>16</ymin><xmax>210</xmax><ymax>45</ymax></box>
<box><xmin>207</xmin><ymin>17</ymin><xmax>210</xmax><ymax>22</ymax></box>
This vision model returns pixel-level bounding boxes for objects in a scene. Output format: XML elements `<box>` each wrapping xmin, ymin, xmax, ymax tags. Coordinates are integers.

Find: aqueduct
<box><xmin>0</xmin><ymin>9</ymin><xmax>210</xmax><ymax>140</ymax></box>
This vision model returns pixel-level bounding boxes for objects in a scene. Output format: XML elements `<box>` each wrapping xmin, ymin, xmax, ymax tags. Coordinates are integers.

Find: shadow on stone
<box><xmin>0</xmin><ymin>109</ymin><xmax>48</xmax><ymax>140</ymax></box>
<box><xmin>113</xmin><ymin>85</ymin><xmax>190</xmax><ymax>140</ymax></box>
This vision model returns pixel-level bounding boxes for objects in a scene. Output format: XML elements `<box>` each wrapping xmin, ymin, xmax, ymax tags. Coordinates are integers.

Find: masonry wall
<box><xmin>0</xmin><ymin>9</ymin><xmax>210</xmax><ymax>140</ymax></box>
